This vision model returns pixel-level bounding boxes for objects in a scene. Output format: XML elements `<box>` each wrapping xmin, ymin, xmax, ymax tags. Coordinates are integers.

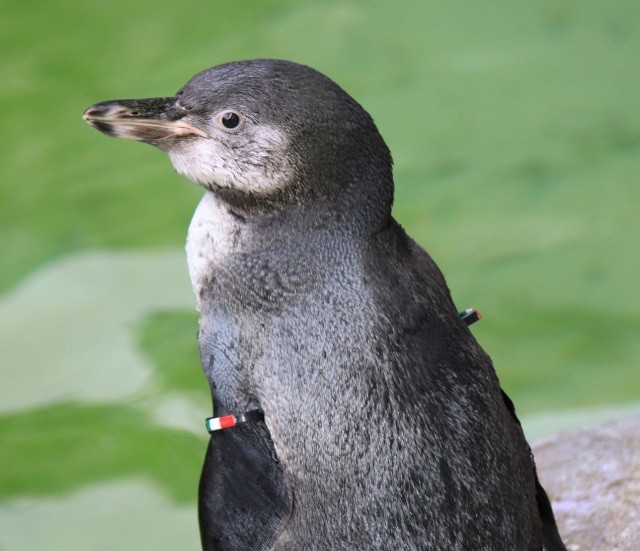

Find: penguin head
<box><xmin>84</xmin><ymin>60</ymin><xmax>393</xmax><ymax>220</ymax></box>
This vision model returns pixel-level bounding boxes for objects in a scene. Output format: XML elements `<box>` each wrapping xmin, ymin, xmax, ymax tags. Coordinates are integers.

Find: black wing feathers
<box><xmin>199</xmin><ymin>421</ymin><xmax>292</xmax><ymax>551</ymax></box>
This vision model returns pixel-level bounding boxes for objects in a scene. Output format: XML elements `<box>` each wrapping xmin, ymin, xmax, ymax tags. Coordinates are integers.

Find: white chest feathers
<box><xmin>185</xmin><ymin>192</ymin><xmax>241</xmax><ymax>307</ymax></box>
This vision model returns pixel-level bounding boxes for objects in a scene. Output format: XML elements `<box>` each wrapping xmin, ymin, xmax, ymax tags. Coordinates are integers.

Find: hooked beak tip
<box><xmin>83</xmin><ymin>101</ymin><xmax>131</xmax><ymax>122</ymax></box>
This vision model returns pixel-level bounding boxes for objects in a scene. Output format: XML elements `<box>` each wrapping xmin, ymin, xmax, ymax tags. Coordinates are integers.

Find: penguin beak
<box><xmin>82</xmin><ymin>97</ymin><xmax>207</xmax><ymax>141</ymax></box>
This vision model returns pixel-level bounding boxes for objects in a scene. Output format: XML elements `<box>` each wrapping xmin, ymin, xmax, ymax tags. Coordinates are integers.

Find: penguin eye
<box><xmin>219</xmin><ymin>111</ymin><xmax>241</xmax><ymax>130</ymax></box>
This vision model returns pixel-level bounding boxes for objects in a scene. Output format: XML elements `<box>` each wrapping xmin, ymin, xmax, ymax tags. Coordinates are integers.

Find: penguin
<box><xmin>83</xmin><ymin>59</ymin><xmax>566</xmax><ymax>550</ymax></box>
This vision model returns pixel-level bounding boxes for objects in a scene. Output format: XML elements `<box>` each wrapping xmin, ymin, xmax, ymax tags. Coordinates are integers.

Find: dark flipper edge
<box><xmin>199</xmin><ymin>421</ymin><xmax>293</xmax><ymax>551</ymax></box>
<box><xmin>500</xmin><ymin>390</ymin><xmax>567</xmax><ymax>551</ymax></box>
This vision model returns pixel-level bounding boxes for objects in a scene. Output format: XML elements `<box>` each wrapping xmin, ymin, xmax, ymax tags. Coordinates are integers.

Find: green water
<box><xmin>1</xmin><ymin>1</ymin><xmax>639</xmax><ymax>548</ymax></box>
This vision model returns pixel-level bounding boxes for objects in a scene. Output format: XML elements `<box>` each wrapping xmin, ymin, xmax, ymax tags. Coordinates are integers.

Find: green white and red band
<box><xmin>205</xmin><ymin>409</ymin><xmax>265</xmax><ymax>433</ymax></box>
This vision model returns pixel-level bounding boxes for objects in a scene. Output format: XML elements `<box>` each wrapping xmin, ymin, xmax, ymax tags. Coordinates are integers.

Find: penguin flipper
<box><xmin>198</xmin><ymin>422</ymin><xmax>292</xmax><ymax>551</ymax></box>
<box><xmin>500</xmin><ymin>390</ymin><xmax>567</xmax><ymax>551</ymax></box>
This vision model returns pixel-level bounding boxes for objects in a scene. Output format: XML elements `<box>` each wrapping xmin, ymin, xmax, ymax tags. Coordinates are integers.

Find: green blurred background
<box><xmin>1</xmin><ymin>0</ymin><xmax>638</xmax><ymax>548</ymax></box>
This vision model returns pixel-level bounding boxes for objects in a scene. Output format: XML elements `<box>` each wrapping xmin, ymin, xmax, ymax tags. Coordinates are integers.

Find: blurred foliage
<box><xmin>0</xmin><ymin>402</ymin><xmax>203</xmax><ymax>503</ymax></box>
<box><xmin>138</xmin><ymin>310</ymin><xmax>203</xmax><ymax>395</ymax></box>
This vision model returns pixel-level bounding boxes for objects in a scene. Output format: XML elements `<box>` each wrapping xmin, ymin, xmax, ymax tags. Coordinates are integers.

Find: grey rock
<box><xmin>533</xmin><ymin>415</ymin><xmax>640</xmax><ymax>551</ymax></box>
